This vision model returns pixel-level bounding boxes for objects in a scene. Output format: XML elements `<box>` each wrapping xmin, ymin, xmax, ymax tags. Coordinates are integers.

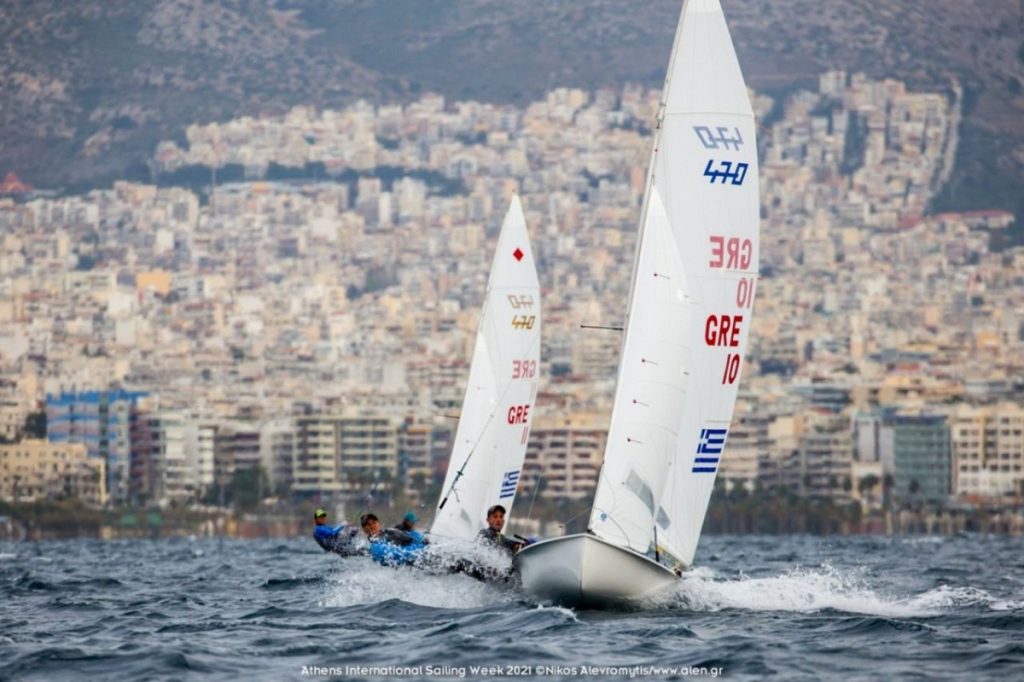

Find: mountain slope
<box><xmin>1</xmin><ymin>0</ymin><xmax>1021</xmax><ymax>214</ymax></box>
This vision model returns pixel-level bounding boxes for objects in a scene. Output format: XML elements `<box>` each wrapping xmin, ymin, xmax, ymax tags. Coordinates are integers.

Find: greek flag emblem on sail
<box><xmin>693</xmin><ymin>428</ymin><xmax>728</xmax><ymax>473</ymax></box>
<box><xmin>499</xmin><ymin>469</ymin><xmax>520</xmax><ymax>498</ymax></box>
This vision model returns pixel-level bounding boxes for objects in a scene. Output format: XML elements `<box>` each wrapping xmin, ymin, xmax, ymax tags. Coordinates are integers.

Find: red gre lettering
<box><xmin>512</xmin><ymin>360</ymin><xmax>537</xmax><ymax>379</ymax></box>
<box><xmin>709</xmin><ymin>236</ymin><xmax>752</xmax><ymax>270</ymax></box>
<box><xmin>704</xmin><ymin>314</ymin><xmax>743</xmax><ymax>347</ymax></box>
<box><xmin>507</xmin><ymin>404</ymin><xmax>531</xmax><ymax>424</ymax></box>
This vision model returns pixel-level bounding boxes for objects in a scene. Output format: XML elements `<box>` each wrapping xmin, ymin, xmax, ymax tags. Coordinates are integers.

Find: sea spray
<box><xmin>648</xmin><ymin>563</ymin><xmax>997</xmax><ymax>618</ymax></box>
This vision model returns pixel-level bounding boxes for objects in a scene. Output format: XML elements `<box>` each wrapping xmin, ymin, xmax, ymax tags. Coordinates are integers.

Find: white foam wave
<box><xmin>532</xmin><ymin>604</ymin><xmax>580</xmax><ymax>622</ymax></box>
<box><xmin>900</xmin><ymin>536</ymin><xmax>947</xmax><ymax>545</ymax></box>
<box><xmin>651</xmin><ymin>565</ymin><xmax>994</xmax><ymax>618</ymax></box>
<box><xmin>321</xmin><ymin>552</ymin><xmax>516</xmax><ymax>610</ymax></box>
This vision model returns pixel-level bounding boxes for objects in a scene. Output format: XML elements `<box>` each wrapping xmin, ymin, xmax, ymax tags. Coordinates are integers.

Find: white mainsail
<box><xmin>431</xmin><ymin>196</ymin><xmax>541</xmax><ymax>541</ymax></box>
<box><xmin>588</xmin><ymin>0</ymin><xmax>760</xmax><ymax>568</ymax></box>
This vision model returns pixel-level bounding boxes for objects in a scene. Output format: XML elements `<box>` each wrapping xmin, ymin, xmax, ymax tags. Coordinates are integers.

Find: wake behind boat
<box><xmin>515</xmin><ymin>0</ymin><xmax>761</xmax><ymax>608</ymax></box>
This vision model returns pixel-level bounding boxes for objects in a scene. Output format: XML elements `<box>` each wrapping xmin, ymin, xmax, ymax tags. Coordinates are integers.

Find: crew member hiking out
<box><xmin>476</xmin><ymin>504</ymin><xmax>524</xmax><ymax>555</ymax></box>
<box><xmin>312</xmin><ymin>508</ymin><xmax>360</xmax><ymax>556</ymax></box>
<box><xmin>361</xmin><ymin>513</ymin><xmax>426</xmax><ymax>566</ymax></box>
<box><xmin>394</xmin><ymin>511</ymin><xmax>428</xmax><ymax>544</ymax></box>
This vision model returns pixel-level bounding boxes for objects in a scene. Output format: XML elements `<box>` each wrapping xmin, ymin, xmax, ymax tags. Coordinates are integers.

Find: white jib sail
<box><xmin>589</xmin><ymin>0</ymin><xmax>760</xmax><ymax>567</ymax></box>
<box><xmin>589</xmin><ymin>187</ymin><xmax>693</xmax><ymax>555</ymax></box>
<box><xmin>431</xmin><ymin>196</ymin><xmax>541</xmax><ymax>541</ymax></box>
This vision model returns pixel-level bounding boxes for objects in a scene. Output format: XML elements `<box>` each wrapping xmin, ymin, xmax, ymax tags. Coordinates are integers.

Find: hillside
<box><xmin>1</xmin><ymin>0</ymin><xmax>1022</xmax><ymax>213</ymax></box>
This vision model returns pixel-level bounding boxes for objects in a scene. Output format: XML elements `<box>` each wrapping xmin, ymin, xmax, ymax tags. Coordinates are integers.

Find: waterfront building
<box><xmin>798</xmin><ymin>412</ymin><xmax>854</xmax><ymax>500</ymax></box>
<box><xmin>135</xmin><ymin>411</ymin><xmax>192</xmax><ymax>504</ymax></box>
<box><xmin>0</xmin><ymin>439</ymin><xmax>106</xmax><ymax>506</ymax></box>
<box><xmin>719</xmin><ymin>397</ymin><xmax>773</xmax><ymax>492</ymax></box>
<box><xmin>213</xmin><ymin>421</ymin><xmax>262</xmax><ymax>487</ymax></box>
<box><xmin>291</xmin><ymin>412</ymin><xmax>400</xmax><ymax>500</ymax></box>
<box><xmin>952</xmin><ymin>403</ymin><xmax>1024</xmax><ymax>499</ymax></box>
<box><xmin>397</xmin><ymin>417</ymin><xmax>453</xmax><ymax>502</ymax></box>
<box><xmin>888</xmin><ymin>414</ymin><xmax>951</xmax><ymax>505</ymax></box>
<box><xmin>521</xmin><ymin>415</ymin><xmax>606</xmax><ymax>501</ymax></box>
<box><xmin>45</xmin><ymin>390</ymin><xmax>148</xmax><ymax>504</ymax></box>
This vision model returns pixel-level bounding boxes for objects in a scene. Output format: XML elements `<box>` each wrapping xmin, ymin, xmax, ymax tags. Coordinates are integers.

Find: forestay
<box><xmin>431</xmin><ymin>196</ymin><xmax>541</xmax><ymax>541</ymax></box>
<box><xmin>588</xmin><ymin>0</ymin><xmax>760</xmax><ymax>567</ymax></box>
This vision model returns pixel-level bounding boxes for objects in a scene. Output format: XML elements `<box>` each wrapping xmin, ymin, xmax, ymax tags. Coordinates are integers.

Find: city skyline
<box><xmin>1</xmin><ymin>69</ymin><xmax>1023</xmax><ymax>526</ymax></box>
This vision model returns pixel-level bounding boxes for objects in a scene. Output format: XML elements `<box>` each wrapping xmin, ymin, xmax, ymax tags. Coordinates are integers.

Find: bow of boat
<box><xmin>513</xmin><ymin>533</ymin><xmax>678</xmax><ymax>608</ymax></box>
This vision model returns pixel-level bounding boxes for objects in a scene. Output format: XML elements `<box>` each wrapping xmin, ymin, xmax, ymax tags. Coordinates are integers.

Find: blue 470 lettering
<box><xmin>703</xmin><ymin>159</ymin><xmax>748</xmax><ymax>186</ymax></box>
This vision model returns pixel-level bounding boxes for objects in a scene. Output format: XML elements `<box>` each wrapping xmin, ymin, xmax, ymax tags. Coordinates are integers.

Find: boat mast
<box><xmin>587</xmin><ymin>1</ymin><xmax>690</xmax><ymax>539</ymax></box>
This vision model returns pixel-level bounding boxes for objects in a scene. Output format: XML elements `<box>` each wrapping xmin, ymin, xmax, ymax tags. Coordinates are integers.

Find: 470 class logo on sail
<box><xmin>694</xmin><ymin>125</ymin><xmax>748</xmax><ymax>186</ymax></box>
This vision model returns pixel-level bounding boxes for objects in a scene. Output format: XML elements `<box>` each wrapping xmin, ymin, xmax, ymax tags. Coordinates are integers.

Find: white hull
<box><xmin>513</xmin><ymin>533</ymin><xmax>678</xmax><ymax>608</ymax></box>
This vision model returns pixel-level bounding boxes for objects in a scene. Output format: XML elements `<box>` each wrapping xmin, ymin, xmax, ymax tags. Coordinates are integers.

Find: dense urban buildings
<box><xmin>1</xmin><ymin>72</ymin><xmax>1021</xmax><ymax>512</ymax></box>
<box><xmin>0</xmin><ymin>439</ymin><xmax>106</xmax><ymax>506</ymax></box>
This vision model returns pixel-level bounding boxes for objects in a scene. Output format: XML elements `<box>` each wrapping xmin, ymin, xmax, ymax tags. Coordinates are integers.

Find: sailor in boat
<box><xmin>476</xmin><ymin>504</ymin><xmax>526</xmax><ymax>555</ymax></box>
<box><xmin>430</xmin><ymin>505</ymin><xmax>524</xmax><ymax>582</ymax></box>
<box><xmin>393</xmin><ymin>511</ymin><xmax>428</xmax><ymax>544</ymax></box>
<box><xmin>312</xmin><ymin>508</ymin><xmax>361</xmax><ymax>556</ymax></box>
<box><xmin>360</xmin><ymin>512</ymin><xmax>427</xmax><ymax>566</ymax></box>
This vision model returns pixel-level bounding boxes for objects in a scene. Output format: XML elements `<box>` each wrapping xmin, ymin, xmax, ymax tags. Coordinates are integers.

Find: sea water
<box><xmin>2</xmin><ymin>534</ymin><xmax>1022</xmax><ymax>680</ymax></box>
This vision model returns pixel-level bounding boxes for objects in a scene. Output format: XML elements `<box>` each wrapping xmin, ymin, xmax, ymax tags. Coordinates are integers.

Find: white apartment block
<box><xmin>952</xmin><ymin>403</ymin><xmax>1024</xmax><ymax>498</ymax></box>
<box><xmin>292</xmin><ymin>412</ymin><xmax>400</xmax><ymax>498</ymax></box>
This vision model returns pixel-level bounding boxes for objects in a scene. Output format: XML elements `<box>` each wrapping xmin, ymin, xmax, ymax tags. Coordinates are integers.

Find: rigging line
<box><xmin>430</xmin><ymin>300</ymin><xmax>543</xmax><ymax>529</ymax></box>
<box><xmin>525</xmin><ymin>469</ymin><xmax>544</xmax><ymax>522</ymax></box>
<box><xmin>557</xmin><ymin>506</ymin><xmax>592</xmax><ymax>533</ymax></box>
<box><xmin>355</xmin><ymin>472</ymin><xmax>386</xmax><ymax>518</ymax></box>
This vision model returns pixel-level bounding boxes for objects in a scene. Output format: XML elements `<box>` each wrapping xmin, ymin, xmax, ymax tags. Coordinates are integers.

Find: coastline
<box><xmin>3</xmin><ymin>500</ymin><xmax>1022</xmax><ymax>541</ymax></box>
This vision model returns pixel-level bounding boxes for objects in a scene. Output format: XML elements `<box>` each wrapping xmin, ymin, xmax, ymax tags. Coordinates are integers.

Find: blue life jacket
<box><xmin>368</xmin><ymin>529</ymin><xmax>426</xmax><ymax>566</ymax></box>
<box><xmin>313</xmin><ymin>523</ymin><xmax>356</xmax><ymax>553</ymax></box>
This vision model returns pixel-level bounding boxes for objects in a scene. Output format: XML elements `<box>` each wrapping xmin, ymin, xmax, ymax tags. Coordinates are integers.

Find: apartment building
<box><xmin>953</xmin><ymin>403</ymin><xmax>1024</xmax><ymax>499</ymax></box>
<box><xmin>292</xmin><ymin>412</ymin><xmax>400</xmax><ymax>499</ymax></box>
<box><xmin>0</xmin><ymin>439</ymin><xmax>106</xmax><ymax>505</ymax></box>
<box><xmin>521</xmin><ymin>416</ymin><xmax>606</xmax><ymax>501</ymax></box>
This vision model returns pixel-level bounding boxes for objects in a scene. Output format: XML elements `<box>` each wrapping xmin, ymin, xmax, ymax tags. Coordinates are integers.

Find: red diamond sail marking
<box><xmin>513</xmin><ymin>247</ymin><xmax>524</xmax><ymax>262</ymax></box>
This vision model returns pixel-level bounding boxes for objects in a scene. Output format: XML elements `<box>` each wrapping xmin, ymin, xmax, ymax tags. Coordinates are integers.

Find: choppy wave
<box><xmin>2</xmin><ymin>535</ymin><xmax>1024</xmax><ymax>679</ymax></box>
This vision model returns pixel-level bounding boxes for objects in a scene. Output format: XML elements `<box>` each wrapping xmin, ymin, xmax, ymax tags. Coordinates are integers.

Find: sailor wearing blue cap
<box><xmin>393</xmin><ymin>511</ymin><xmax>428</xmax><ymax>544</ymax></box>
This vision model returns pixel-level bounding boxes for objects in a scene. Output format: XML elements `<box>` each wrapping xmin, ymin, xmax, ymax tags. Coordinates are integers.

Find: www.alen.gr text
<box><xmin>300</xmin><ymin>664</ymin><xmax>725</xmax><ymax>678</ymax></box>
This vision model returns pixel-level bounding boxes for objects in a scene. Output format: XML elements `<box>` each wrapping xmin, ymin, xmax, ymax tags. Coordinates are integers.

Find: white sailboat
<box><xmin>431</xmin><ymin>196</ymin><xmax>541</xmax><ymax>542</ymax></box>
<box><xmin>514</xmin><ymin>0</ymin><xmax>760</xmax><ymax>607</ymax></box>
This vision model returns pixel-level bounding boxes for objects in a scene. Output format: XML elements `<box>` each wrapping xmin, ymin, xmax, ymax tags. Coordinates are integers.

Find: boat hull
<box><xmin>513</xmin><ymin>533</ymin><xmax>678</xmax><ymax>608</ymax></box>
